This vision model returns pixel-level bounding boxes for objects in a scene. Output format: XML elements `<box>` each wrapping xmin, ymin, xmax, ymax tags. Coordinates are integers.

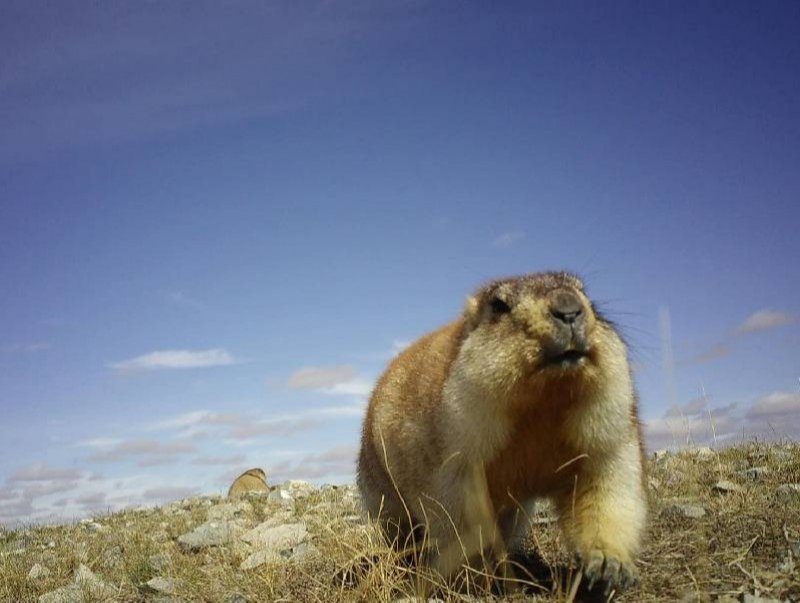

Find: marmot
<box><xmin>227</xmin><ymin>468</ymin><xmax>268</xmax><ymax>498</ymax></box>
<box><xmin>357</xmin><ymin>271</ymin><xmax>646</xmax><ymax>594</ymax></box>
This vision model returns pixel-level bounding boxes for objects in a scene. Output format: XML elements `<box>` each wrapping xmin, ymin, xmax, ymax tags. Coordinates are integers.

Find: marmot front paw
<box><xmin>578</xmin><ymin>549</ymin><xmax>638</xmax><ymax>596</ymax></box>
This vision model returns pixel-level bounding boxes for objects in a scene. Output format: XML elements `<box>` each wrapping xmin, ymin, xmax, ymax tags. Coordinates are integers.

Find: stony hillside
<box><xmin>1</xmin><ymin>442</ymin><xmax>798</xmax><ymax>602</ymax></box>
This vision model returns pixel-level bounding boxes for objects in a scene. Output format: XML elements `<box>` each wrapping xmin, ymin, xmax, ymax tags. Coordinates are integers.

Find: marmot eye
<box><xmin>490</xmin><ymin>297</ymin><xmax>511</xmax><ymax>315</ymax></box>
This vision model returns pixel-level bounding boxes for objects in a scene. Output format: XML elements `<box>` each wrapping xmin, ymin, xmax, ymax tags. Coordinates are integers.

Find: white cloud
<box><xmin>287</xmin><ymin>365</ymin><xmax>357</xmax><ymax>390</ymax></box>
<box><xmin>227</xmin><ymin>417</ymin><xmax>321</xmax><ymax>440</ymax></box>
<box><xmin>735</xmin><ymin>310</ymin><xmax>795</xmax><ymax>335</ymax></box>
<box><xmin>269</xmin><ymin>444</ymin><xmax>357</xmax><ymax>482</ymax></box>
<box><xmin>320</xmin><ymin>377</ymin><xmax>373</xmax><ymax>397</ymax></box>
<box><xmin>150</xmin><ymin>410</ymin><xmax>242</xmax><ymax>431</ymax></box>
<box><xmin>87</xmin><ymin>439</ymin><xmax>195</xmax><ymax>463</ymax></box>
<box><xmin>690</xmin><ymin>343</ymin><xmax>731</xmax><ymax>364</ymax></box>
<box><xmin>747</xmin><ymin>391</ymin><xmax>800</xmax><ymax>419</ymax></box>
<box><xmin>108</xmin><ymin>348</ymin><xmax>237</xmax><ymax>372</ymax></box>
<box><xmin>287</xmin><ymin>365</ymin><xmax>374</xmax><ymax>397</ymax></box>
<box><xmin>8</xmin><ymin>463</ymin><xmax>83</xmax><ymax>483</ymax></box>
<box><xmin>391</xmin><ymin>339</ymin><xmax>411</xmax><ymax>355</ymax></box>
<box><xmin>191</xmin><ymin>455</ymin><xmax>246</xmax><ymax>466</ymax></box>
<box><xmin>644</xmin><ymin>400</ymin><xmax>740</xmax><ymax>451</ymax></box>
<box><xmin>76</xmin><ymin>437</ymin><xmax>123</xmax><ymax>449</ymax></box>
<box><xmin>142</xmin><ymin>486</ymin><xmax>198</xmax><ymax>502</ymax></box>
<box><xmin>492</xmin><ymin>231</ymin><xmax>525</xmax><ymax>247</ymax></box>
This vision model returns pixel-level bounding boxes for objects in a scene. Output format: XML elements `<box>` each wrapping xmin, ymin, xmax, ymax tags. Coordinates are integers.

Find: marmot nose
<box><xmin>550</xmin><ymin>290</ymin><xmax>584</xmax><ymax>325</ymax></box>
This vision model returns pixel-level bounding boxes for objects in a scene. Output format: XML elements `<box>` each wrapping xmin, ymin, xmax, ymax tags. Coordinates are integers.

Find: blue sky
<box><xmin>1</xmin><ymin>1</ymin><xmax>799</xmax><ymax>525</ymax></box>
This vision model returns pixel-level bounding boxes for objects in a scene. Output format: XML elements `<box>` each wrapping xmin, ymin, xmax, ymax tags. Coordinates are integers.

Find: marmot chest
<box><xmin>484</xmin><ymin>406</ymin><xmax>585</xmax><ymax>510</ymax></box>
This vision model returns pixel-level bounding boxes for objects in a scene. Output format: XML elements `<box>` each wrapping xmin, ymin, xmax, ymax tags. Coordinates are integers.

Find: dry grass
<box><xmin>1</xmin><ymin>442</ymin><xmax>798</xmax><ymax>602</ymax></box>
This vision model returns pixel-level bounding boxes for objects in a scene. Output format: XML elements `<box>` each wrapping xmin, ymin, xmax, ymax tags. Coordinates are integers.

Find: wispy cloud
<box><xmin>142</xmin><ymin>486</ymin><xmax>198</xmax><ymax>503</ymax></box>
<box><xmin>685</xmin><ymin>308</ymin><xmax>795</xmax><ymax>365</ymax></box>
<box><xmin>227</xmin><ymin>417</ymin><xmax>321</xmax><ymax>441</ymax></box>
<box><xmin>150</xmin><ymin>410</ymin><xmax>242</xmax><ymax>431</ymax></box>
<box><xmin>1</xmin><ymin>342</ymin><xmax>53</xmax><ymax>354</ymax></box>
<box><xmin>108</xmin><ymin>348</ymin><xmax>237</xmax><ymax>372</ymax></box>
<box><xmin>690</xmin><ymin>343</ymin><xmax>731</xmax><ymax>364</ymax></box>
<box><xmin>87</xmin><ymin>439</ymin><xmax>195</xmax><ymax>463</ymax></box>
<box><xmin>645</xmin><ymin>401</ymin><xmax>740</xmax><ymax>451</ymax></box>
<box><xmin>287</xmin><ymin>364</ymin><xmax>373</xmax><ymax>396</ymax></box>
<box><xmin>191</xmin><ymin>455</ymin><xmax>246</xmax><ymax>466</ymax></box>
<box><xmin>746</xmin><ymin>391</ymin><xmax>800</xmax><ymax>419</ymax></box>
<box><xmin>288</xmin><ymin>365</ymin><xmax>357</xmax><ymax>389</ymax></box>
<box><xmin>492</xmin><ymin>230</ymin><xmax>525</xmax><ymax>247</ymax></box>
<box><xmin>269</xmin><ymin>444</ymin><xmax>357</xmax><ymax>481</ymax></box>
<box><xmin>8</xmin><ymin>463</ymin><xmax>83</xmax><ymax>483</ymax></box>
<box><xmin>734</xmin><ymin>309</ymin><xmax>795</xmax><ymax>335</ymax></box>
<box><xmin>76</xmin><ymin>438</ymin><xmax>124</xmax><ymax>449</ymax></box>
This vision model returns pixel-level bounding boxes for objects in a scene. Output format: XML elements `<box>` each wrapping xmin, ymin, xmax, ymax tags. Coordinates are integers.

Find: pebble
<box><xmin>177</xmin><ymin>520</ymin><xmax>241</xmax><ymax>552</ymax></box>
<box><xmin>737</xmin><ymin>467</ymin><xmax>770</xmax><ymax>481</ymax></box>
<box><xmin>712</xmin><ymin>480</ymin><xmax>743</xmax><ymax>493</ymax></box>
<box><xmin>145</xmin><ymin>577</ymin><xmax>180</xmax><ymax>595</ymax></box>
<box><xmin>267</xmin><ymin>488</ymin><xmax>294</xmax><ymax>506</ymax></box>
<box><xmin>28</xmin><ymin>563</ymin><xmax>50</xmax><ymax>580</ymax></box>
<box><xmin>774</xmin><ymin>484</ymin><xmax>800</xmax><ymax>503</ymax></box>
<box><xmin>660</xmin><ymin>503</ymin><xmax>706</xmax><ymax>519</ymax></box>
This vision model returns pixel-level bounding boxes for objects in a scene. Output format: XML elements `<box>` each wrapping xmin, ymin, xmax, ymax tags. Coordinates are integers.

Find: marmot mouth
<box><xmin>542</xmin><ymin>349</ymin><xmax>588</xmax><ymax>368</ymax></box>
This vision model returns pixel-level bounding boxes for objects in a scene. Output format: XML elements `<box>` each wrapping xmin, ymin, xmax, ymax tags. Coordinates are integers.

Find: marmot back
<box><xmin>357</xmin><ymin>271</ymin><xmax>646</xmax><ymax>595</ymax></box>
<box><xmin>227</xmin><ymin>468</ymin><xmax>268</xmax><ymax>498</ymax></box>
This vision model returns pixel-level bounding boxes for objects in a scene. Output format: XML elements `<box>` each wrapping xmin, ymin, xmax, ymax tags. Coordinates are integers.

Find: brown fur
<box><xmin>357</xmin><ymin>271</ymin><xmax>647</xmax><ymax>593</ymax></box>
<box><xmin>227</xmin><ymin>468</ymin><xmax>268</xmax><ymax>498</ymax></box>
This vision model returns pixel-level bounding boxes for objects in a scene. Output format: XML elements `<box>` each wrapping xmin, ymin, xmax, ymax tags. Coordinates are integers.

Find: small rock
<box><xmin>38</xmin><ymin>564</ymin><xmax>118</xmax><ymax>602</ymax></box>
<box><xmin>240</xmin><ymin>521</ymin><xmax>308</xmax><ymax>550</ymax></box>
<box><xmin>38</xmin><ymin>586</ymin><xmax>83</xmax><ymax>603</ymax></box>
<box><xmin>28</xmin><ymin>563</ymin><xmax>50</xmax><ymax>580</ymax></box>
<box><xmin>74</xmin><ymin>563</ymin><xmax>115</xmax><ymax>593</ymax></box>
<box><xmin>774</xmin><ymin>484</ymin><xmax>800</xmax><ymax>503</ymax></box>
<box><xmin>712</xmin><ymin>480</ymin><xmax>743</xmax><ymax>493</ymax></box>
<box><xmin>79</xmin><ymin>520</ymin><xmax>105</xmax><ymax>533</ymax></box>
<box><xmin>207</xmin><ymin>500</ymin><xmax>253</xmax><ymax>521</ymax></box>
<box><xmin>267</xmin><ymin>488</ymin><xmax>294</xmax><ymax>506</ymax></box>
<box><xmin>148</xmin><ymin>553</ymin><xmax>171</xmax><ymax>572</ymax></box>
<box><xmin>776</xmin><ymin>552</ymin><xmax>795</xmax><ymax>574</ymax></box>
<box><xmin>225</xmin><ymin>594</ymin><xmax>248</xmax><ymax>603</ymax></box>
<box><xmin>653</xmin><ymin>449</ymin><xmax>670</xmax><ymax>462</ymax></box>
<box><xmin>239</xmin><ymin>549</ymin><xmax>284</xmax><ymax>570</ymax></box>
<box><xmin>281</xmin><ymin>479</ymin><xmax>316</xmax><ymax>499</ymax></box>
<box><xmin>741</xmin><ymin>594</ymin><xmax>783</xmax><ymax>603</ymax></box>
<box><xmin>178</xmin><ymin>520</ymin><xmax>241</xmax><ymax>552</ymax></box>
<box><xmin>101</xmin><ymin>545</ymin><xmax>123</xmax><ymax>569</ymax></box>
<box><xmin>291</xmin><ymin>541</ymin><xmax>318</xmax><ymax>559</ymax></box>
<box><xmin>738</xmin><ymin>467</ymin><xmax>769</xmax><ymax>481</ymax></box>
<box><xmin>145</xmin><ymin>577</ymin><xmax>180</xmax><ymax>595</ymax></box>
<box><xmin>714</xmin><ymin>596</ymin><xmax>738</xmax><ymax>603</ymax></box>
<box><xmin>692</xmin><ymin>446</ymin><xmax>715</xmax><ymax>460</ymax></box>
<box><xmin>239</xmin><ymin>522</ymin><xmax>310</xmax><ymax>570</ymax></box>
<box><xmin>661</xmin><ymin>503</ymin><xmax>706</xmax><ymax>519</ymax></box>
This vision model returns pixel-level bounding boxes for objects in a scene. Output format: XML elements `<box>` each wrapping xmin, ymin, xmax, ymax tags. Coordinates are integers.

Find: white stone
<box><xmin>28</xmin><ymin>563</ymin><xmax>50</xmax><ymax>580</ymax></box>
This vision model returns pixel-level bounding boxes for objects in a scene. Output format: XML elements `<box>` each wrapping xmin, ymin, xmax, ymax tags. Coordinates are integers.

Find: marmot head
<box><xmin>460</xmin><ymin>271</ymin><xmax>622</xmax><ymax>391</ymax></box>
<box><xmin>241</xmin><ymin>468</ymin><xmax>267</xmax><ymax>481</ymax></box>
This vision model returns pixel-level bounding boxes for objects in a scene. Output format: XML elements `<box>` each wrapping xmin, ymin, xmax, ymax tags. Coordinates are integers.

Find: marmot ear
<box><xmin>464</xmin><ymin>295</ymin><xmax>481</xmax><ymax>328</ymax></box>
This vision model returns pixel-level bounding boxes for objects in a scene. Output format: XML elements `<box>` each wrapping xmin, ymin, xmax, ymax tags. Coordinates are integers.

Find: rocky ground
<box><xmin>1</xmin><ymin>442</ymin><xmax>798</xmax><ymax>602</ymax></box>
